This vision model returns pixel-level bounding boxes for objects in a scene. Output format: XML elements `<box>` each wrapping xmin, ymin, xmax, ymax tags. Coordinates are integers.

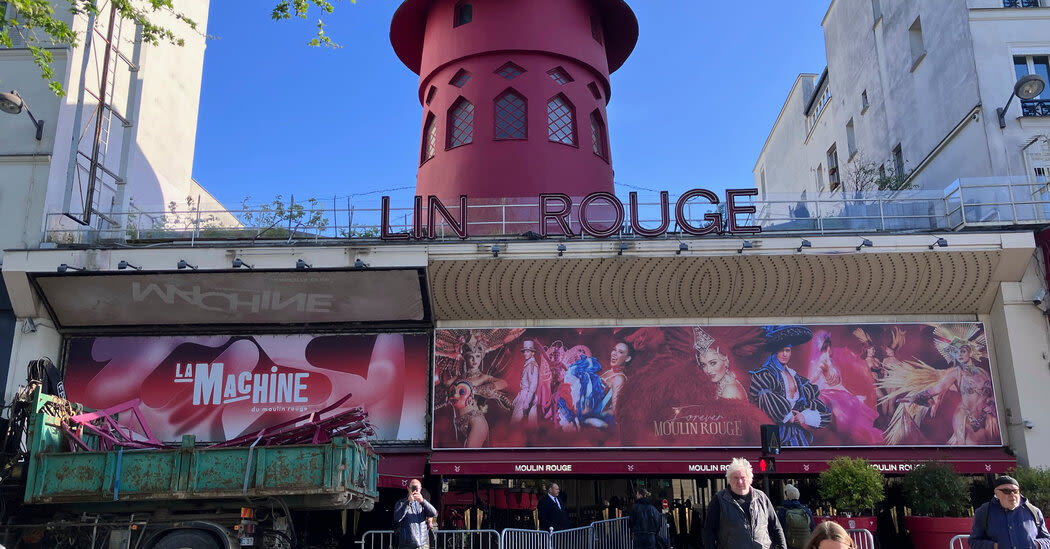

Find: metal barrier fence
<box><xmin>499</xmin><ymin>528</ymin><xmax>551</xmax><ymax>549</ymax></box>
<box><xmin>360</xmin><ymin>530</ymin><xmax>397</xmax><ymax>549</ymax></box>
<box><xmin>847</xmin><ymin>528</ymin><xmax>876</xmax><ymax>549</ymax></box>
<box><xmin>550</xmin><ymin>525</ymin><xmax>591</xmax><ymax>549</ymax></box>
<box><xmin>950</xmin><ymin>534</ymin><xmax>971</xmax><ymax>549</ymax></box>
<box><xmin>591</xmin><ymin>517</ymin><xmax>632</xmax><ymax>549</ymax></box>
<box><xmin>435</xmin><ymin>529</ymin><xmax>501</xmax><ymax>549</ymax></box>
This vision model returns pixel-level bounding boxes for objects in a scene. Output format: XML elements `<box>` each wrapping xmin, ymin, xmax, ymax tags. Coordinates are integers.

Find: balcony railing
<box><xmin>1022</xmin><ymin>99</ymin><xmax>1050</xmax><ymax>117</ymax></box>
<box><xmin>41</xmin><ymin>177</ymin><xmax>1050</xmax><ymax>247</ymax></box>
<box><xmin>1003</xmin><ymin>0</ymin><xmax>1040</xmax><ymax>7</ymax></box>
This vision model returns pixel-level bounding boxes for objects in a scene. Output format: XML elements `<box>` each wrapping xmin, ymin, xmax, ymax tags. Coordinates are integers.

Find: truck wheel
<box><xmin>151</xmin><ymin>529</ymin><xmax>222</xmax><ymax>549</ymax></box>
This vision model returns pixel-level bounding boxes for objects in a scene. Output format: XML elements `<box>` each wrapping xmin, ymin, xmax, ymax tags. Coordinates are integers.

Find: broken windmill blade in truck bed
<box><xmin>62</xmin><ymin>398</ymin><xmax>166</xmax><ymax>451</ymax></box>
<box><xmin>210</xmin><ymin>393</ymin><xmax>374</xmax><ymax>448</ymax></box>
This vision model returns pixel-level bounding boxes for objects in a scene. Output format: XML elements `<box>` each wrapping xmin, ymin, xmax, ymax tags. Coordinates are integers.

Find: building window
<box><xmin>872</xmin><ymin>0</ymin><xmax>882</xmax><ymax>22</ymax></box>
<box><xmin>816</xmin><ymin>164</ymin><xmax>825</xmax><ymax>192</ymax></box>
<box><xmin>588</xmin><ymin>82</ymin><xmax>602</xmax><ymax>100</ymax></box>
<box><xmin>846</xmin><ymin>119</ymin><xmax>857</xmax><ymax>158</ymax></box>
<box><xmin>1036</xmin><ymin>167</ymin><xmax>1047</xmax><ymax>184</ymax></box>
<box><xmin>590</xmin><ymin>110</ymin><xmax>607</xmax><ymax>161</ymax></box>
<box><xmin>450</xmin><ymin>69</ymin><xmax>472</xmax><ymax>88</ymax></box>
<box><xmin>590</xmin><ymin>15</ymin><xmax>603</xmax><ymax>45</ymax></box>
<box><xmin>547</xmin><ymin>94</ymin><xmax>577</xmax><ymax>146</ymax></box>
<box><xmin>425</xmin><ymin>86</ymin><xmax>437</xmax><ymax>106</ymax></box>
<box><xmin>548</xmin><ymin>67</ymin><xmax>573</xmax><ymax>85</ymax></box>
<box><xmin>806</xmin><ymin>79</ymin><xmax>831</xmax><ymax>132</ymax></box>
<box><xmin>909</xmin><ymin>17</ymin><xmax>925</xmax><ymax>69</ymax></box>
<box><xmin>760</xmin><ymin>168</ymin><xmax>767</xmax><ymax>195</ymax></box>
<box><xmin>421</xmin><ymin>113</ymin><xmax>437</xmax><ymax>164</ymax></box>
<box><xmin>447</xmin><ymin>97</ymin><xmax>474</xmax><ymax>149</ymax></box>
<box><xmin>1014</xmin><ymin>55</ymin><xmax>1050</xmax><ymax>117</ymax></box>
<box><xmin>494</xmin><ymin>89</ymin><xmax>527</xmax><ymax>140</ymax></box>
<box><xmin>827</xmin><ymin>144</ymin><xmax>841</xmax><ymax>192</ymax></box>
<box><xmin>892</xmin><ymin>144</ymin><xmax>905</xmax><ymax>180</ymax></box>
<box><xmin>496</xmin><ymin>62</ymin><xmax>524</xmax><ymax>80</ymax></box>
<box><xmin>1003</xmin><ymin>0</ymin><xmax>1041</xmax><ymax>7</ymax></box>
<box><xmin>454</xmin><ymin>2</ymin><xmax>472</xmax><ymax>27</ymax></box>
<box><xmin>861</xmin><ymin>90</ymin><xmax>869</xmax><ymax>113</ymax></box>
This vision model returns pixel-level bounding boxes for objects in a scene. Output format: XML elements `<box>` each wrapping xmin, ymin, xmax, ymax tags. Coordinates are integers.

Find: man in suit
<box><xmin>537</xmin><ymin>483</ymin><xmax>570</xmax><ymax>532</ymax></box>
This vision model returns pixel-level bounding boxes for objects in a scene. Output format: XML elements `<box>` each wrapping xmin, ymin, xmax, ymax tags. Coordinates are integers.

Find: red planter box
<box><xmin>903</xmin><ymin>516</ymin><xmax>972</xmax><ymax>549</ymax></box>
<box><xmin>814</xmin><ymin>515</ymin><xmax>878</xmax><ymax>532</ymax></box>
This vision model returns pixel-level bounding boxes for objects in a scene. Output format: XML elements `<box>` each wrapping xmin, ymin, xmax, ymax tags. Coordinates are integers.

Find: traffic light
<box><xmin>759</xmin><ymin>457</ymin><xmax>776</xmax><ymax>474</ymax></box>
<box><xmin>760</xmin><ymin>424</ymin><xmax>781</xmax><ymax>456</ymax></box>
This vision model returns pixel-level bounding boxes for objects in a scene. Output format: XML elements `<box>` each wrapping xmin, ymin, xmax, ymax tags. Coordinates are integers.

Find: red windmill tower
<box><xmin>390</xmin><ymin>0</ymin><xmax>638</xmax><ymax>231</ymax></box>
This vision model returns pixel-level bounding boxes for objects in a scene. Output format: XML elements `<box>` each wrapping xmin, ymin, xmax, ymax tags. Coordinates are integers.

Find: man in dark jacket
<box><xmin>630</xmin><ymin>489</ymin><xmax>665</xmax><ymax>549</ymax></box>
<box><xmin>537</xmin><ymin>483</ymin><xmax>570</xmax><ymax>532</ymax></box>
<box><xmin>393</xmin><ymin>479</ymin><xmax>437</xmax><ymax>549</ymax></box>
<box><xmin>970</xmin><ymin>475</ymin><xmax>1050</xmax><ymax>549</ymax></box>
<box><xmin>702</xmin><ymin>458</ymin><xmax>787</xmax><ymax>549</ymax></box>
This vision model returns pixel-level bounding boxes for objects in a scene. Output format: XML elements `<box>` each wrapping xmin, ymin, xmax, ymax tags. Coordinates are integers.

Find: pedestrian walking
<box><xmin>537</xmin><ymin>482</ymin><xmax>570</xmax><ymax>532</ymax></box>
<box><xmin>802</xmin><ymin>521</ymin><xmax>853</xmax><ymax>549</ymax></box>
<box><xmin>777</xmin><ymin>484</ymin><xmax>815</xmax><ymax>549</ymax></box>
<box><xmin>702</xmin><ymin>457</ymin><xmax>787</xmax><ymax>549</ymax></box>
<box><xmin>970</xmin><ymin>475</ymin><xmax>1050</xmax><ymax>549</ymax></box>
<box><xmin>630</xmin><ymin>489</ymin><xmax>666</xmax><ymax>549</ymax></box>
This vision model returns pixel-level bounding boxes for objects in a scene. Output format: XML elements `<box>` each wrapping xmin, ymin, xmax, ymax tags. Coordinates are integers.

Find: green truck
<box><xmin>1</xmin><ymin>388</ymin><xmax>378</xmax><ymax>548</ymax></box>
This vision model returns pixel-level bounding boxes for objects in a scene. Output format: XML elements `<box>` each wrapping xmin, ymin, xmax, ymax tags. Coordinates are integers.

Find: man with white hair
<box><xmin>702</xmin><ymin>458</ymin><xmax>787</xmax><ymax>549</ymax></box>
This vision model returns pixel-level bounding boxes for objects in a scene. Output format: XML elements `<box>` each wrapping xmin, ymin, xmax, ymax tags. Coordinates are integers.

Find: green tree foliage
<box><xmin>901</xmin><ymin>462</ymin><xmax>970</xmax><ymax>517</ymax></box>
<box><xmin>1</xmin><ymin>0</ymin><xmax>352</xmax><ymax>95</ymax></box>
<box><xmin>817</xmin><ymin>456</ymin><xmax>886</xmax><ymax>515</ymax></box>
<box><xmin>1010</xmin><ymin>466</ymin><xmax>1050</xmax><ymax>515</ymax></box>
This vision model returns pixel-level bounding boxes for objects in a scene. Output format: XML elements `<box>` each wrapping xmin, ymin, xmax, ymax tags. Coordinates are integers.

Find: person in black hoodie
<box><xmin>631</xmin><ymin>489</ymin><xmax>665</xmax><ymax>549</ymax></box>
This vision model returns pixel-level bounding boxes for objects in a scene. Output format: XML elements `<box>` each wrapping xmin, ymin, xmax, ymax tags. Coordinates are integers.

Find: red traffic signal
<box><xmin>759</xmin><ymin>457</ymin><xmax>775</xmax><ymax>473</ymax></box>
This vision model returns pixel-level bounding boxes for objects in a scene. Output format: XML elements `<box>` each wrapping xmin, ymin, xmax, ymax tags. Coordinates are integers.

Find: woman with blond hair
<box><xmin>803</xmin><ymin>521</ymin><xmax>853</xmax><ymax>549</ymax></box>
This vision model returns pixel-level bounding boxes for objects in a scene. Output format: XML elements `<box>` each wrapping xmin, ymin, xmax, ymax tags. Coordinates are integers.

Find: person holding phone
<box><xmin>394</xmin><ymin>479</ymin><xmax>437</xmax><ymax>549</ymax></box>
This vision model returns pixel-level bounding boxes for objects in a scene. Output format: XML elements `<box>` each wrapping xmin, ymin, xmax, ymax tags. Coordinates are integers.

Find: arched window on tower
<box><xmin>454</xmin><ymin>2</ymin><xmax>472</xmax><ymax>27</ymax></box>
<box><xmin>421</xmin><ymin>112</ymin><xmax>437</xmax><ymax>165</ymax></box>
<box><xmin>547</xmin><ymin>94</ymin><xmax>577</xmax><ymax>146</ymax></box>
<box><xmin>590</xmin><ymin>110</ymin><xmax>608</xmax><ymax>161</ymax></box>
<box><xmin>447</xmin><ymin>97</ymin><xmax>474</xmax><ymax>149</ymax></box>
<box><xmin>494</xmin><ymin>89</ymin><xmax>527</xmax><ymax>140</ymax></box>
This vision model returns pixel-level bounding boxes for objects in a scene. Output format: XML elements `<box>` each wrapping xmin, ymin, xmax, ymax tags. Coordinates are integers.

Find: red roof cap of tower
<box><xmin>390</xmin><ymin>0</ymin><xmax>638</xmax><ymax>75</ymax></box>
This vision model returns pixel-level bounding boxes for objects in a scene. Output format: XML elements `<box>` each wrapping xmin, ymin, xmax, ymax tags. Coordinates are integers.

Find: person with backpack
<box><xmin>630</xmin><ymin>489</ymin><xmax>667</xmax><ymax>549</ymax></box>
<box><xmin>970</xmin><ymin>475</ymin><xmax>1050</xmax><ymax>549</ymax></box>
<box><xmin>776</xmin><ymin>484</ymin><xmax>814</xmax><ymax>549</ymax></box>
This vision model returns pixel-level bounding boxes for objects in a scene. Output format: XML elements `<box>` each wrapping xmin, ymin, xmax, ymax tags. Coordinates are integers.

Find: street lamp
<box><xmin>997</xmin><ymin>74</ymin><xmax>1046</xmax><ymax>129</ymax></box>
<box><xmin>0</xmin><ymin>90</ymin><xmax>44</xmax><ymax>141</ymax></box>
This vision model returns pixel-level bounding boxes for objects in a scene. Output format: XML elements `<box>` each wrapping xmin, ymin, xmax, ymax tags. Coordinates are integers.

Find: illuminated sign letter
<box><xmin>675</xmin><ymin>189</ymin><xmax>722</xmax><ymax>236</ymax></box>
<box><xmin>381</xmin><ymin>196</ymin><xmax>410</xmax><ymax>240</ymax></box>
<box><xmin>539</xmin><ymin>193</ymin><xmax>574</xmax><ymax>238</ymax></box>
<box><xmin>726</xmin><ymin>189</ymin><xmax>761</xmax><ymax>234</ymax></box>
<box><xmin>428</xmin><ymin>195</ymin><xmax>469</xmax><ymax>239</ymax></box>
<box><xmin>579</xmin><ymin>192</ymin><xmax>624</xmax><ymax>238</ymax></box>
<box><xmin>629</xmin><ymin>191</ymin><xmax>670</xmax><ymax>237</ymax></box>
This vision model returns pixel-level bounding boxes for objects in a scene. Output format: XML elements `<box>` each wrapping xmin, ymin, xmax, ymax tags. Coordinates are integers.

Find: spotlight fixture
<box><xmin>855</xmin><ymin>238</ymin><xmax>873</xmax><ymax>251</ymax></box>
<box><xmin>295</xmin><ymin>259</ymin><xmax>311</xmax><ymax>270</ymax></box>
<box><xmin>117</xmin><ymin>260</ymin><xmax>140</xmax><ymax>270</ymax></box>
<box><xmin>353</xmin><ymin>258</ymin><xmax>369</xmax><ymax>269</ymax></box>
<box><xmin>232</xmin><ymin>258</ymin><xmax>253</xmax><ymax>269</ymax></box>
<box><xmin>491</xmin><ymin>245</ymin><xmax>500</xmax><ymax>258</ymax></box>
<box><xmin>677</xmin><ymin>242</ymin><xmax>689</xmax><ymax>255</ymax></box>
<box><xmin>929</xmin><ymin>237</ymin><xmax>948</xmax><ymax>250</ymax></box>
<box><xmin>177</xmin><ymin>259</ymin><xmax>197</xmax><ymax>270</ymax></box>
<box><xmin>557</xmin><ymin>243</ymin><xmax>567</xmax><ymax>257</ymax></box>
<box><xmin>57</xmin><ymin>263</ymin><xmax>83</xmax><ymax>272</ymax></box>
<box><xmin>618</xmin><ymin>242</ymin><xmax>629</xmax><ymax>256</ymax></box>
<box><xmin>997</xmin><ymin>74</ymin><xmax>1046</xmax><ymax>128</ymax></box>
<box><xmin>797</xmin><ymin>239</ymin><xmax>812</xmax><ymax>253</ymax></box>
<box><xmin>0</xmin><ymin>90</ymin><xmax>45</xmax><ymax>140</ymax></box>
<box><xmin>737</xmin><ymin>240</ymin><xmax>753</xmax><ymax>254</ymax></box>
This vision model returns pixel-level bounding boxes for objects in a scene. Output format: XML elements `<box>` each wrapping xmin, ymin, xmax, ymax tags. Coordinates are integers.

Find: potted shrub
<box><xmin>817</xmin><ymin>456</ymin><xmax>885</xmax><ymax>531</ymax></box>
<box><xmin>901</xmin><ymin>461</ymin><xmax>972</xmax><ymax>549</ymax></box>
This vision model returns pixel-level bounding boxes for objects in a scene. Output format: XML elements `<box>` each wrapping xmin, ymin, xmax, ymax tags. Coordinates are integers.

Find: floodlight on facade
<box><xmin>0</xmin><ymin>90</ymin><xmax>44</xmax><ymax>141</ymax></box>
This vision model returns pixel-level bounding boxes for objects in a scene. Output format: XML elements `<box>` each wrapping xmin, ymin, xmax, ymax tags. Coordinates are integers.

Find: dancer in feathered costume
<box><xmin>434</xmin><ymin>329</ymin><xmax>524</xmax><ymax>412</ymax></box>
<box><xmin>876</xmin><ymin>324</ymin><xmax>999</xmax><ymax>445</ymax></box>
<box><xmin>808</xmin><ymin>332</ymin><xmax>882</xmax><ymax>445</ymax></box>
<box><xmin>564</xmin><ymin>355</ymin><xmax>612</xmax><ymax>429</ymax></box>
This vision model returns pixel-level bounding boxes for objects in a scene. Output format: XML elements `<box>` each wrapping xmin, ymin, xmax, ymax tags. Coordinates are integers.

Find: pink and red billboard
<box><xmin>65</xmin><ymin>333</ymin><xmax>430</xmax><ymax>443</ymax></box>
<box><xmin>432</xmin><ymin>323</ymin><xmax>1000</xmax><ymax>449</ymax></box>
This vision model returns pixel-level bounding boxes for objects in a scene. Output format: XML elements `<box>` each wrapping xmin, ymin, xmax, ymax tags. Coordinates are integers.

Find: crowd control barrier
<box><xmin>950</xmin><ymin>534</ymin><xmax>971</xmax><ymax>549</ymax></box>
<box><xmin>847</xmin><ymin>528</ymin><xmax>876</xmax><ymax>549</ymax></box>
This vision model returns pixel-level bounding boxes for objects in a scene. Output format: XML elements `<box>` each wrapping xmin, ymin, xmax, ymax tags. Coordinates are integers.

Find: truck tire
<box><xmin>151</xmin><ymin>529</ymin><xmax>223</xmax><ymax>549</ymax></box>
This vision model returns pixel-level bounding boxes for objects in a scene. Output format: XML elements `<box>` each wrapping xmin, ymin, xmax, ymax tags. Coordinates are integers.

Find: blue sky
<box><xmin>191</xmin><ymin>2</ymin><xmax>831</xmax><ymax>209</ymax></box>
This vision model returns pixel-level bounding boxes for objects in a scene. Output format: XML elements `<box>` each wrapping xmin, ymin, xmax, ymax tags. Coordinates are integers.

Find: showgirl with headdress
<box><xmin>747</xmin><ymin>325</ymin><xmax>831</xmax><ymax>447</ymax></box>
<box><xmin>877</xmin><ymin>324</ymin><xmax>999</xmax><ymax>445</ymax></box>
<box><xmin>434</xmin><ymin>329</ymin><xmax>524</xmax><ymax>412</ymax></box>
